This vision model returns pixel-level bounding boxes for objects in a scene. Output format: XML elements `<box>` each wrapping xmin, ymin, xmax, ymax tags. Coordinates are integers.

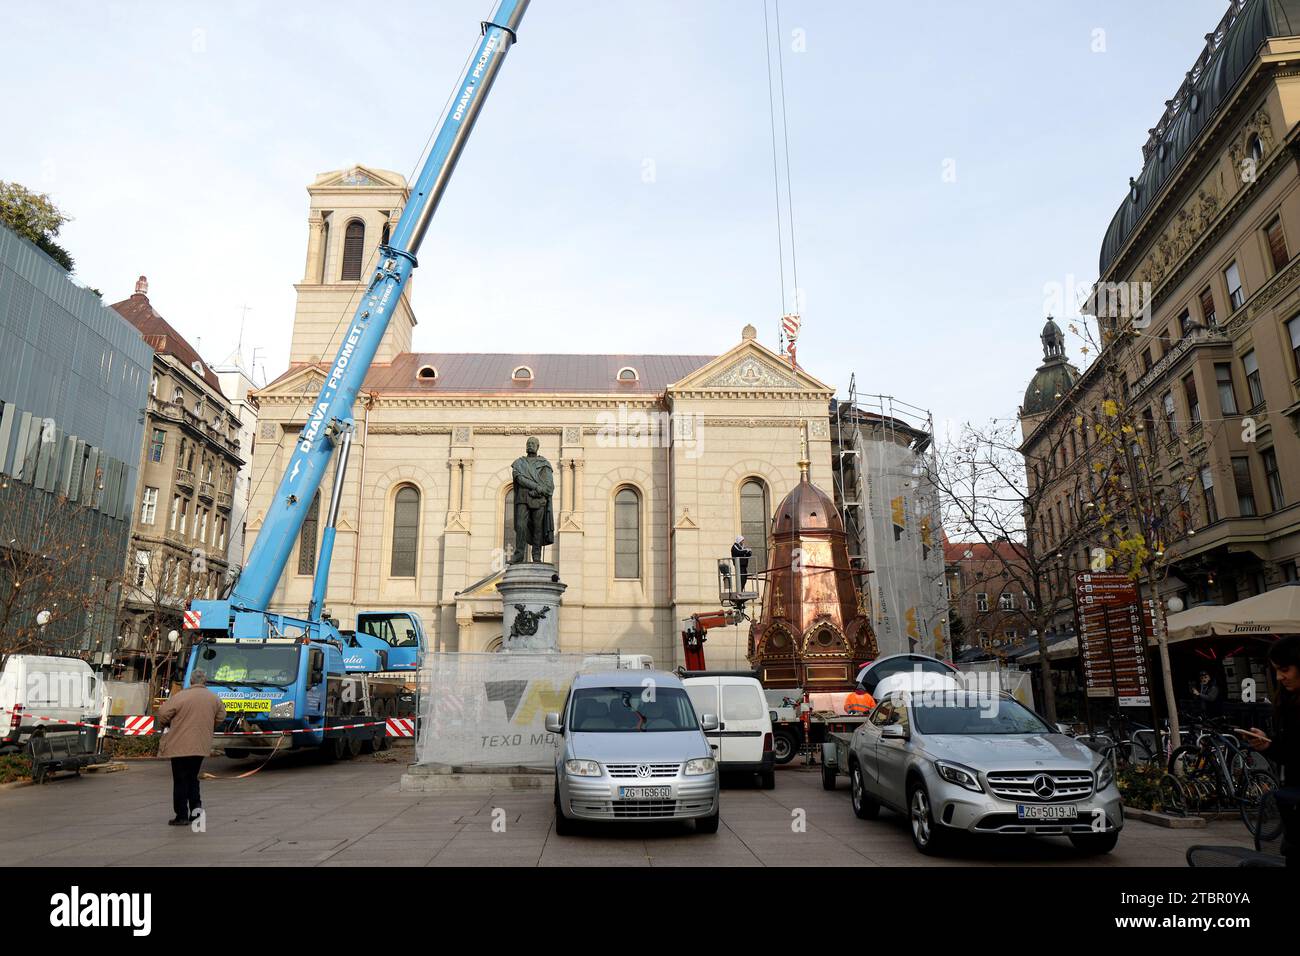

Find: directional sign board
<box><xmin>1075</xmin><ymin>572</ymin><xmax>1153</xmax><ymax>707</ymax></box>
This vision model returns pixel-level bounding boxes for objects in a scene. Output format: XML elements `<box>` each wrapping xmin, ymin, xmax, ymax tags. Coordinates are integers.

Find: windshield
<box><xmin>911</xmin><ymin>695</ymin><xmax>1050</xmax><ymax>736</ymax></box>
<box><xmin>569</xmin><ymin>687</ymin><xmax>698</xmax><ymax>733</ymax></box>
<box><xmin>359</xmin><ymin>613</ymin><xmax>420</xmax><ymax>648</ymax></box>
<box><xmin>195</xmin><ymin>644</ymin><xmax>300</xmax><ymax>687</ymax></box>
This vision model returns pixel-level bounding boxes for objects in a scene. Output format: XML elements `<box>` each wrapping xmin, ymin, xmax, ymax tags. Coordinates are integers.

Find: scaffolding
<box><xmin>832</xmin><ymin>379</ymin><xmax>949</xmax><ymax>658</ymax></box>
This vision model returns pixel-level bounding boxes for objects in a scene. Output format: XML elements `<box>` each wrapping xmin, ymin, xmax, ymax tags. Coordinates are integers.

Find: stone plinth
<box><xmin>400</xmin><ymin>763</ymin><xmax>553</xmax><ymax>793</ymax></box>
<box><xmin>499</xmin><ymin>562</ymin><xmax>566</xmax><ymax>652</ymax></box>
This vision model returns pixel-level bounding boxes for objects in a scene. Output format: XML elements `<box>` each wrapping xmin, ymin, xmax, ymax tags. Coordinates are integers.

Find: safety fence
<box><xmin>1</xmin><ymin>706</ymin><xmax>413</xmax><ymax>737</ymax></box>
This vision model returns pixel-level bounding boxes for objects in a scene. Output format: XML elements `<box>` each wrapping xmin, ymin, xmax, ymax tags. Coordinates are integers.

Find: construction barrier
<box><xmin>385</xmin><ymin>717</ymin><xmax>415</xmax><ymax>738</ymax></box>
<box><xmin>0</xmin><ymin>707</ymin><xmax>393</xmax><ymax>737</ymax></box>
<box><xmin>416</xmin><ymin>652</ymin><xmax>587</xmax><ymax>769</ymax></box>
<box><xmin>122</xmin><ymin>715</ymin><xmax>154</xmax><ymax>736</ymax></box>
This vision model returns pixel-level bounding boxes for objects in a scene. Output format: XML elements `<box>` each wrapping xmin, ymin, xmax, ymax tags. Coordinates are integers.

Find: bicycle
<box><xmin>1167</xmin><ymin>716</ymin><xmax>1279</xmax><ymax>834</ymax></box>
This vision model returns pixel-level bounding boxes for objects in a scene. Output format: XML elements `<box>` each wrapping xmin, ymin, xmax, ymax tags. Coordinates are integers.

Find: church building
<box><xmin>249</xmin><ymin>167</ymin><xmax>839</xmax><ymax>667</ymax></box>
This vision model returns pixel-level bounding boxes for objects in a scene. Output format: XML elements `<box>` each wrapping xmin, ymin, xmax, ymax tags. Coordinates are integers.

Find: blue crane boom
<box><xmin>230</xmin><ymin>0</ymin><xmax>529</xmax><ymax>613</ymax></box>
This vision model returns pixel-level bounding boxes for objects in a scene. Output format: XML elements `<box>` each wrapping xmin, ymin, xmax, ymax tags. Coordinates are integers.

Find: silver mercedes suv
<box><xmin>847</xmin><ymin>687</ymin><xmax>1123</xmax><ymax>855</ymax></box>
<box><xmin>546</xmin><ymin>671</ymin><xmax>721</xmax><ymax>835</ymax></box>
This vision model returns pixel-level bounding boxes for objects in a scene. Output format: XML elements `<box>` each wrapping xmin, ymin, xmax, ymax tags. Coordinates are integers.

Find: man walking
<box><xmin>154</xmin><ymin>669</ymin><xmax>225</xmax><ymax>826</ymax></box>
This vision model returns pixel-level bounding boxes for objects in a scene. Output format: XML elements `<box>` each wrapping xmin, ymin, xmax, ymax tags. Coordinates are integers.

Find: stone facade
<box><xmin>1021</xmin><ymin>18</ymin><xmax>1300</xmax><ymax>618</ymax></box>
<box><xmin>111</xmin><ymin>280</ymin><xmax>245</xmax><ymax>680</ymax></box>
<box><xmin>247</xmin><ymin>168</ymin><xmax>838</xmax><ymax>668</ymax></box>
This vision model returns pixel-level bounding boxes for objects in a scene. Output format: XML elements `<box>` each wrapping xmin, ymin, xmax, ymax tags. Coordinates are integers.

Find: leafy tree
<box><xmin>0</xmin><ymin>181</ymin><xmax>75</xmax><ymax>271</ymax></box>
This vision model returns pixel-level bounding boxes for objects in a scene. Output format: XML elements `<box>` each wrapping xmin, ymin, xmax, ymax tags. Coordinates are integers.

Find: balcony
<box><xmin>216</xmin><ymin>490</ymin><xmax>233</xmax><ymax>511</ymax></box>
<box><xmin>198</xmin><ymin>480</ymin><xmax>215</xmax><ymax>502</ymax></box>
<box><xmin>174</xmin><ymin>467</ymin><xmax>194</xmax><ymax>491</ymax></box>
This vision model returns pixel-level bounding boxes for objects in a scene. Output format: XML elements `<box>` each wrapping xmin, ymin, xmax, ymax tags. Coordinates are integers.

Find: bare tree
<box><xmin>933</xmin><ymin>418</ymin><xmax>1089</xmax><ymax>722</ymax></box>
<box><xmin>1063</xmin><ymin>314</ymin><xmax>1227</xmax><ymax>746</ymax></box>
<box><xmin>118</xmin><ymin>543</ymin><xmax>214</xmax><ymax>704</ymax></box>
<box><xmin>0</xmin><ymin>486</ymin><xmax>120</xmax><ymax>676</ymax></box>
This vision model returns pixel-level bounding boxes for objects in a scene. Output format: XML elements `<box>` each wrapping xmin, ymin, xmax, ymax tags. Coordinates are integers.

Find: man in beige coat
<box><xmin>155</xmin><ymin>670</ymin><xmax>226</xmax><ymax>826</ymax></box>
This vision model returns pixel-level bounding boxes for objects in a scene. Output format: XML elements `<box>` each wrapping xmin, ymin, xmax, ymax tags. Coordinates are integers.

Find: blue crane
<box><xmin>181</xmin><ymin>0</ymin><xmax>530</xmax><ymax>760</ymax></box>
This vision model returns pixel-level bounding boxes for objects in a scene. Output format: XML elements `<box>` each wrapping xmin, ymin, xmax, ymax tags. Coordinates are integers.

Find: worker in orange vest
<box><xmin>844</xmin><ymin>684</ymin><xmax>876</xmax><ymax>715</ymax></box>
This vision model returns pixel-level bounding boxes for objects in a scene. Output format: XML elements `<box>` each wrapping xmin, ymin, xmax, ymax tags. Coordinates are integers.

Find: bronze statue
<box><xmin>511</xmin><ymin>436</ymin><xmax>554</xmax><ymax>563</ymax></box>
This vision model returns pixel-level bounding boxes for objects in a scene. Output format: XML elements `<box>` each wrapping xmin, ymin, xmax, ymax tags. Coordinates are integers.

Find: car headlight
<box><xmin>1095</xmin><ymin>759</ymin><xmax>1115</xmax><ymax>792</ymax></box>
<box><xmin>564</xmin><ymin>759</ymin><xmax>602</xmax><ymax>777</ymax></box>
<box><xmin>935</xmin><ymin>760</ymin><xmax>983</xmax><ymax>792</ymax></box>
<box><xmin>270</xmin><ymin>700</ymin><xmax>295</xmax><ymax>718</ymax></box>
<box><xmin>684</xmin><ymin>757</ymin><xmax>717</xmax><ymax>775</ymax></box>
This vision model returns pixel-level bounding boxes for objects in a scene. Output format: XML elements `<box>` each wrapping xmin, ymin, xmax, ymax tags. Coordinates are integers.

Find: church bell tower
<box><xmin>289</xmin><ymin>166</ymin><xmax>418</xmax><ymax>367</ymax></box>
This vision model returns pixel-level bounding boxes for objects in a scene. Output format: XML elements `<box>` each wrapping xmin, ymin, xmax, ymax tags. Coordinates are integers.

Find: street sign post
<box><xmin>1075</xmin><ymin>571</ymin><xmax>1154</xmax><ymax>708</ymax></box>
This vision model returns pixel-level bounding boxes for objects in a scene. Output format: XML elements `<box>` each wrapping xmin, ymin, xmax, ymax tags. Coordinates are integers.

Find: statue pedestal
<box><xmin>499</xmin><ymin>562</ymin><xmax>566</xmax><ymax>652</ymax></box>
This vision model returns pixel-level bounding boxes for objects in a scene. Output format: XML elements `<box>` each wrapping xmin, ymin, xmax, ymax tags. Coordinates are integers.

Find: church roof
<box><xmin>352</xmin><ymin>352</ymin><xmax>716</xmax><ymax>394</ymax></box>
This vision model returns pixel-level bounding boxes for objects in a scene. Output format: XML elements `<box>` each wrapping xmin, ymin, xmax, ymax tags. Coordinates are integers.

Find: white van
<box><xmin>0</xmin><ymin>655</ymin><xmax>100</xmax><ymax>752</ymax></box>
<box><xmin>682</xmin><ymin>671</ymin><xmax>775</xmax><ymax>789</ymax></box>
<box><xmin>579</xmin><ymin>654</ymin><xmax>654</xmax><ymax>671</ymax></box>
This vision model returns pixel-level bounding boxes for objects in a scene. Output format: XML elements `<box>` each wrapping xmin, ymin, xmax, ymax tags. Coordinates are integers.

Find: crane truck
<box><xmin>180</xmin><ymin>0</ymin><xmax>531</xmax><ymax>760</ymax></box>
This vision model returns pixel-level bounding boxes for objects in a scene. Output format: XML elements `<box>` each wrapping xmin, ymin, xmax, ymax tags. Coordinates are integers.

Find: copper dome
<box><xmin>774</xmin><ymin>475</ymin><xmax>841</xmax><ymax>536</ymax></box>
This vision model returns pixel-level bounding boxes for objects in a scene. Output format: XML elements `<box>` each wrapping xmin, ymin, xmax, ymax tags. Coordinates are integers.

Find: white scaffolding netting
<box><xmin>856</xmin><ymin>429</ymin><xmax>949</xmax><ymax>658</ymax></box>
<box><xmin>415</xmin><ymin>652</ymin><xmax>623</xmax><ymax>768</ymax></box>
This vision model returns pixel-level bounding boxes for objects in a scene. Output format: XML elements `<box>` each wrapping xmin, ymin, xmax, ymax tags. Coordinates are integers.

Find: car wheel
<box><xmin>343</xmin><ymin>735</ymin><xmax>361</xmax><ymax>759</ymax></box>
<box><xmin>908</xmin><ymin>780</ymin><xmax>947</xmax><ymax>855</ymax></box>
<box><xmin>760</xmin><ymin>770</ymin><xmax>776</xmax><ymax>791</ymax></box>
<box><xmin>772</xmin><ymin>731</ymin><xmax>797</xmax><ymax>765</ymax></box>
<box><xmin>695</xmin><ymin>808</ymin><xmax>720</xmax><ymax>834</ymax></box>
<box><xmin>1068</xmin><ymin>831</ymin><xmax>1119</xmax><ymax>854</ymax></box>
<box><xmin>849</xmin><ymin>763</ymin><xmax>880</xmax><ymax>820</ymax></box>
<box><xmin>821</xmin><ymin>762</ymin><xmax>837</xmax><ymax>790</ymax></box>
<box><xmin>553</xmin><ymin>785</ymin><xmax>576</xmax><ymax>836</ymax></box>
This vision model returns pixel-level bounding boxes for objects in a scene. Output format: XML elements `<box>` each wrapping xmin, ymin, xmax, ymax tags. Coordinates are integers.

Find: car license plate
<box><xmin>222</xmin><ymin>699</ymin><xmax>271</xmax><ymax>713</ymax></box>
<box><xmin>1016</xmin><ymin>803</ymin><xmax>1078</xmax><ymax>820</ymax></box>
<box><xmin>618</xmin><ymin>786</ymin><xmax>671</xmax><ymax>799</ymax></box>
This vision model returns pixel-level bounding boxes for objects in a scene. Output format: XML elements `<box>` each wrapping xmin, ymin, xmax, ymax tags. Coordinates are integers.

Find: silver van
<box><xmin>547</xmin><ymin>671</ymin><xmax>721</xmax><ymax>834</ymax></box>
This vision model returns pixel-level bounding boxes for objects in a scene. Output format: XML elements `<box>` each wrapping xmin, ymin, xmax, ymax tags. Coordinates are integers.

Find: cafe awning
<box><xmin>1164</xmin><ymin>585</ymin><xmax>1300</xmax><ymax>644</ymax></box>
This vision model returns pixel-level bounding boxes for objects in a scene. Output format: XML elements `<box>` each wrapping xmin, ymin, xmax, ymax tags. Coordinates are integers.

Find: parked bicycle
<box><xmin>1167</xmin><ymin>716</ymin><xmax>1279</xmax><ymax>834</ymax></box>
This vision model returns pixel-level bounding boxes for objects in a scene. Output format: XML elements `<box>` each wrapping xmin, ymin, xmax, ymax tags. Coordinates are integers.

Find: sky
<box><xmin>0</xmin><ymin>0</ymin><xmax>1232</xmax><ymax>434</ymax></box>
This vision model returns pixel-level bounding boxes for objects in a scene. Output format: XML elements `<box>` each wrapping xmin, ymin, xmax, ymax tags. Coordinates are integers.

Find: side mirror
<box><xmin>544</xmin><ymin>712</ymin><xmax>563</xmax><ymax>734</ymax></box>
<box><xmin>700</xmin><ymin>713</ymin><xmax>720</xmax><ymax>732</ymax></box>
<box><xmin>881</xmin><ymin>724</ymin><xmax>909</xmax><ymax>741</ymax></box>
<box><xmin>1055</xmin><ymin>722</ymin><xmax>1074</xmax><ymax>736</ymax></box>
<box><xmin>769</xmin><ymin>710</ymin><xmax>779</xmax><ymax>723</ymax></box>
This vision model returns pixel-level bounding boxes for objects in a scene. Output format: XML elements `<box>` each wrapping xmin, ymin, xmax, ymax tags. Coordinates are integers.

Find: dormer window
<box><xmin>617</xmin><ymin>366</ymin><xmax>638</xmax><ymax>383</ymax></box>
<box><xmin>512</xmin><ymin>366</ymin><xmax>533</xmax><ymax>382</ymax></box>
<box><xmin>417</xmin><ymin>364</ymin><xmax>438</xmax><ymax>382</ymax></box>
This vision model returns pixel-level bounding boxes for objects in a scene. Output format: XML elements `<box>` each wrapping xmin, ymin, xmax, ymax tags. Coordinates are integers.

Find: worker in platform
<box><xmin>731</xmin><ymin>535</ymin><xmax>752</xmax><ymax>591</ymax></box>
<box><xmin>155</xmin><ymin>670</ymin><xmax>226</xmax><ymax>827</ymax></box>
<box><xmin>844</xmin><ymin>683</ymin><xmax>877</xmax><ymax>715</ymax></box>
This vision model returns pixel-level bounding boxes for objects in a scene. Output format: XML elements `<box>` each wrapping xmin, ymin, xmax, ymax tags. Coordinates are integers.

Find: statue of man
<box><xmin>511</xmin><ymin>436</ymin><xmax>554</xmax><ymax>563</ymax></box>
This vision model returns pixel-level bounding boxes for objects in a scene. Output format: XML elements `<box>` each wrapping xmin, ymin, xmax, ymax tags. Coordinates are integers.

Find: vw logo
<box><xmin>1031</xmin><ymin>774</ymin><xmax>1056</xmax><ymax>799</ymax></box>
<box><xmin>635</xmin><ymin>764</ymin><xmax>651</xmax><ymax>778</ymax></box>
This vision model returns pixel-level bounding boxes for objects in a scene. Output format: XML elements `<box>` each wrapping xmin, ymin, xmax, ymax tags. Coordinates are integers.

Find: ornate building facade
<box><xmin>1021</xmin><ymin>0</ymin><xmax>1300</xmax><ymax>631</ymax></box>
<box><xmin>247</xmin><ymin>166</ymin><xmax>838</xmax><ymax>667</ymax></box>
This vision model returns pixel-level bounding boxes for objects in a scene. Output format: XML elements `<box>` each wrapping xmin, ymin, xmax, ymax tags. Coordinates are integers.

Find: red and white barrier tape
<box><xmin>0</xmin><ymin>707</ymin><xmax>410</xmax><ymax>737</ymax></box>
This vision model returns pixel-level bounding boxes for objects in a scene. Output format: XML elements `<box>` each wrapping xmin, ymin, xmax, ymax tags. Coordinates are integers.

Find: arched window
<box><xmin>390</xmin><ymin>485</ymin><xmax>420</xmax><ymax>577</ymax></box>
<box><xmin>739</xmin><ymin>478</ymin><xmax>769</xmax><ymax>575</ymax></box>
<box><xmin>380</xmin><ymin>220</ymin><xmax>391</xmax><ymax>247</ymax></box>
<box><xmin>297</xmin><ymin>491</ymin><xmax>320</xmax><ymax>576</ymax></box>
<box><xmin>341</xmin><ymin>219</ymin><xmax>365</xmax><ymax>281</ymax></box>
<box><xmin>614</xmin><ymin>487</ymin><xmax>640</xmax><ymax>579</ymax></box>
<box><xmin>503</xmin><ymin>485</ymin><xmax>516</xmax><ymax>553</ymax></box>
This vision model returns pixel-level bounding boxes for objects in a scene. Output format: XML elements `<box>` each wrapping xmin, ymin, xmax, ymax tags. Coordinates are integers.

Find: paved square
<box><xmin>0</xmin><ymin>748</ymin><xmax>1255</xmax><ymax>866</ymax></box>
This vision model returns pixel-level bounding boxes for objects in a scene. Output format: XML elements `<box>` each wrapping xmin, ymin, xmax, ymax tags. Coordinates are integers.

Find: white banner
<box><xmin>416</xmin><ymin>652</ymin><xmax>615</xmax><ymax>769</ymax></box>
